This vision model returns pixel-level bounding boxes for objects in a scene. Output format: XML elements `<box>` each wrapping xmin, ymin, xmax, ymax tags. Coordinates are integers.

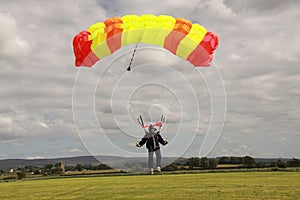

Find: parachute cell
<box><xmin>73</xmin><ymin>15</ymin><xmax>218</xmax><ymax>67</ymax></box>
<box><xmin>73</xmin><ymin>31</ymin><xmax>99</xmax><ymax>67</ymax></box>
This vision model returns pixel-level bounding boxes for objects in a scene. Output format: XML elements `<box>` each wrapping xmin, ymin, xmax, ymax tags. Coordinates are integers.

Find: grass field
<box><xmin>1</xmin><ymin>171</ymin><xmax>299</xmax><ymax>199</ymax></box>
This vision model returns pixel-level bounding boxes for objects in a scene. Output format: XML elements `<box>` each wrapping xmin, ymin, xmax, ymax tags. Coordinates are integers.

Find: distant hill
<box><xmin>0</xmin><ymin>155</ymin><xmax>178</xmax><ymax>170</ymax></box>
<box><xmin>0</xmin><ymin>156</ymin><xmax>116</xmax><ymax>170</ymax></box>
<box><xmin>0</xmin><ymin>156</ymin><xmax>293</xmax><ymax>171</ymax></box>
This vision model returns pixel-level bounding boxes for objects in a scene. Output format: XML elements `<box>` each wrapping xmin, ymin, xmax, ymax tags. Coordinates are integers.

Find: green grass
<box><xmin>0</xmin><ymin>171</ymin><xmax>299</xmax><ymax>199</ymax></box>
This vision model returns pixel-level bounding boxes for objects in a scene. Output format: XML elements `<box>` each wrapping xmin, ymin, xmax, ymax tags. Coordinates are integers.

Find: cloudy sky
<box><xmin>0</xmin><ymin>0</ymin><xmax>299</xmax><ymax>161</ymax></box>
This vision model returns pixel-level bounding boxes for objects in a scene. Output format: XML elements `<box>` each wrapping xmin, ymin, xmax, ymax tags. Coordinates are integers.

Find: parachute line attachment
<box><xmin>127</xmin><ymin>43</ymin><xmax>139</xmax><ymax>71</ymax></box>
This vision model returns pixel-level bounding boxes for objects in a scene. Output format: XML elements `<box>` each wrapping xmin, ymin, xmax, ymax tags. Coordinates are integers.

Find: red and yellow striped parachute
<box><xmin>73</xmin><ymin>14</ymin><xmax>218</xmax><ymax>67</ymax></box>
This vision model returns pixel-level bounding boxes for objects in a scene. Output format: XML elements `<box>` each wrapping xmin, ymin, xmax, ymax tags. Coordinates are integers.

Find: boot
<box><xmin>150</xmin><ymin>168</ymin><xmax>154</xmax><ymax>175</ymax></box>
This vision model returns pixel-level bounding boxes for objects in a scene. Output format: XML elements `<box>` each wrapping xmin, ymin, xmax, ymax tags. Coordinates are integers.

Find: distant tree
<box><xmin>218</xmin><ymin>156</ymin><xmax>243</xmax><ymax>164</ymax></box>
<box><xmin>242</xmin><ymin>156</ymin><xmax>256</xmax><ymax>168</ymax></box>
<box><xmin>208</xmin><ymin>158</ymin><xmax>218</xmax><ymax>168</ymax></box>
<box><xmin>52</xmin><ymin>166</ymin><xmax>63</xmax><ymax>174</ymax></box>
<box><xmin>218</xmin><ymin>156</ymin><xmax>229</xmax><ymax>164</ymax></box>
<box><xmin>276</xmin><ymin>160</ymin><xmax>287</xmax><ymax>168</ymax></box>
<box><xmin>98</xmin><ymin>164</ymin><xmax>111</xmax><ymax>170</ymax></box>
<box><xmin>200</xmin><ymin>157</ymin><xmax>210</xmax><ymax>168</ymax></box>
<box><xmin>232</xmin><ymin>157</ymin><xmax>243</xmax><ymax>164</ymax></box>
<box><xmin>287</xmin><ymin>158</ymin><xmax>300</xmax><ymax>167</ymax></box>
<box><xmin>75</xmin><ymin>164</ymin><xmax>83</xmax><ymax>171</ymax></box>
<box><xmin>34</xmin><ymin>169</ymin><xmax>41</xmax><ymax>174</ymax></box>
<box><xmin>43</xmin><ymin>164</ymin><xmax>53</xmax><ymax>174</ymax></box>
<box><xmin>44</xmin><ymin>164</ymin><xmax>53</xmax><ymax>170</ymax></box>
<box><xmin>163</xmin><ymin>163</ymin><xmax>178</xmax><ymax>171</ymax></box>
<box><xmin>256</xmin><ymin>162</ymin><xmax>269</xmax><ymax>168</ymax></box>
<box><xmin>17</xmin><ymin>171</ymin><xmax>27</xmax><ymax>179</ymax></box>
<box><xmin>42</xmin><ymin>164</ymin><xmax>54</xmax><ymax>175</ymax></box>
<box><xmin>84</xmin><ymin>164</ymin><xmax>92</xmax><ymax>170</ymax></box>
<box><xmin>186</xmin><ymin>157</ymin><xmax>201</xmax><ymax>169</ymax></box>
<box><xmin>65</xmin><ymin>165</ymin><xmax>76</xmax><ymax>171</ymax></box>
<box><xmin>24</xmin><ymin>166</ymin><xmax>35</xmax><ymax>173</ymax></box>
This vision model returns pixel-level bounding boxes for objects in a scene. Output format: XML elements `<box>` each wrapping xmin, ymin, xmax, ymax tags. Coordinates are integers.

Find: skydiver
<box><xmin>136</xmin><ymin>124</ymin><xmax>168</xmax><ymax>175</ymax></box>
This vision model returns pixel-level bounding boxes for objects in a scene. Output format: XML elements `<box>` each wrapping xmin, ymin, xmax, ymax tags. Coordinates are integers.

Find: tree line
<box><xmin>163</xmin><ymin>156</ymin><xmax>300</xmax><ymax>171</ymax></box>
<box><xmin>1</xmin><ymin>157</ymin><xmax>300</xmax><ymax>179</ymax></box>
<box><xmin>1</xmin><ymin>162</ymin><xmax>112</xmax><ymax>179</ymax></box>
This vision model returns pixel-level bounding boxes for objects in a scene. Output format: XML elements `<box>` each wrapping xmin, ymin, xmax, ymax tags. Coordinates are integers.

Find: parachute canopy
<box><xmin>73</xmin><ymin>14</ymin><xmax>219</xmax><ymax>68</ymax></box>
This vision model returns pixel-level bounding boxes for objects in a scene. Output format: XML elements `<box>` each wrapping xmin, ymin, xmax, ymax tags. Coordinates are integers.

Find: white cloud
<box><xmin>27</xmin><ymin>156</ymin><xmax>45</xmax><ymax>160</ymax></box>
<box><xmin>61</xmin><ymin>148</ymin><xmax>82</xmax><ymax>153</ymax></box>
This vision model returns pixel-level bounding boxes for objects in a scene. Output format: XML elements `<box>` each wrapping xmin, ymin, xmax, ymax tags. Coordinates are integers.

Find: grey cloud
<box><xmin>0</xmin><ymin>12</ymin><xmax>31</xmax><ymax>64</ymax></box>
<box><xmin>0</xmin><ymin>0</ymin><xmax>299</xmax><ymax>158</ymax></box>
<box><xmin>223</xmin><ymin>0</ymin><xmax>297</xmax><ymax>14</ymax></box>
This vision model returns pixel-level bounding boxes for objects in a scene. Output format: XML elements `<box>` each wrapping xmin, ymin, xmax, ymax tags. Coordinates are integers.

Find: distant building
<box><xmin>60</xmin><ymin>161</ymin><xmax>65</xmax><ymax>173</ymax></box>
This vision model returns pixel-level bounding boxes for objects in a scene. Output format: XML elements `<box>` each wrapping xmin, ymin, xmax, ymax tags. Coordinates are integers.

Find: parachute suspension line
<box><xmin>127</xmin><ymin>43</ymin><xmax>139</xmax><ymax>71</ymax></box>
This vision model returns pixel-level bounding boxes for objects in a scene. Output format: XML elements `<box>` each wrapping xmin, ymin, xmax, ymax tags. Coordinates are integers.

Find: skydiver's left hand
<box><xmin>136</xmin><ymin>141</ymin><xmax>141</xmax><ymax>147</ymax></box>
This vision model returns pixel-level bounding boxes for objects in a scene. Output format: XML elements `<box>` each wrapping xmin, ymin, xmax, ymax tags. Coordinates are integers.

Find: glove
<box><xmin>164</xmin><ymin>140</ymin><xmax>168</xmax><ymax>145</ymax></box>
<box><xmin>136</xmin><ymin>141</ymin><xmax>141</xmax><ymax>147</ymax></box>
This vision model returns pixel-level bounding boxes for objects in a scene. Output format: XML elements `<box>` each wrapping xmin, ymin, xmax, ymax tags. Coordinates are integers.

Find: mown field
<box><xmin>0</xmin><ymin>171</ymin><xmax>299</xmax><ymax>199</ymax></box>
